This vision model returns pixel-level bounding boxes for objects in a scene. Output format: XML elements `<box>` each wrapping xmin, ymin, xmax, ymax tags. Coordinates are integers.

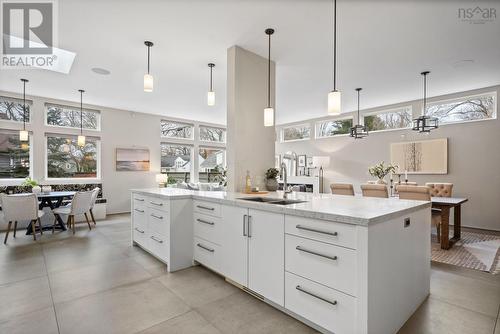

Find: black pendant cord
<box><xmin>147</xmin><ymin>45</ymin><xmax>150</xmax><ymax>74</ymax></box>
<box><xmin>422</xmin><ymin>72</ymin><xmax>427</xmax><ymax>116</ymax></box>
<box><xmin>22</xmin><ymin>79</ymin><xmax>27</xmax><ymax>131</ymax></box>
<box><xmin>210</xmin><ymin>66</ymin><xmax>213</xmax><ymax>91</ymax></box>
<box><xmin>79</xmin><ymin>89</ymin><xmax>84</xmax><ymax>135</ymax></box>
<box><xmin>267</xmin><ymin>32</ymin><xmax>271</xmax><ymax>108</ymax></box>
<box><xmin>356</xmin><ymin>88</ymin><xmax>361</xmax><ymax>125</ymax></box>
<box><xmin>333</xmin><ymin>0</ymin><xmax>337</xmax><ymax>90</ymax></box>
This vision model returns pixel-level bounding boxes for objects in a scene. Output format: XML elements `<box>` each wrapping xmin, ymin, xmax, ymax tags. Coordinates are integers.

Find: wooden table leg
<box><xmin>451</xmin><ymin>204</ymin><xmax>461</xmax><ymax>242</ymax></box>
<box><xmin>440</xmin><ymin>206</ymin><xmax>451</xmax><ymax>250</ymax></box>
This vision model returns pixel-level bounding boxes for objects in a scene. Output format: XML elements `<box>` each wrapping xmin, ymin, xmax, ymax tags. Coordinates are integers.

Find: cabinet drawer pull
<box><xmin>247</xmin><ymin>215</ymin><xmax>252</xmax><ymax>238</ymax></box>
<box><xmin>296</xmin><ymin>225</ymin><xmax>338</xmax><ymax>236</ymax></box>
<box><xmin>150</xmin><ymin>236</ymin><xmax>163</xmax><ymax>243</ymax></box>
<box><xmin>134</xmin><ymin>208</ymin><xmax>144</xmax><ymax>213</ymax></box>
<box><xmin>243</xmin><ymin>215</ymin><xmax>248</xmax><ymax>236</ymax></box>
<box><xmin>296</xmin><ymin>246</ymin><xmax>338</xmax><ymax>261</ymax></box>
<box><xmin>134</xmin><ymin>227</ymin><xmax>145</xmax><ymax>234</ymax></box>
<box><xmin>197</xmin><ymin>218</ymin><xmax>214</xmax><ymax>225</ymax></box>
<box><xmin>196</xmin><ymin>205</ymin><xmax>215</xmax><ymax>211</ymax></box>
<box><xmin>296</xmin><ymin>285</ymin><xmax>337</xmax><ymax>306</ymax></box>
<box><xmin>150</xmin><ymin>201</ymin><xmax>163</xmax><ymax>206</ymax></box>
<box><xmin>135</xmin><ymin>198</ymin><xmax>145</xmax><ymax>202</ymax></box>
<box><xmin>151</xmin><ymin>214</ymin><xmax>163</xmax><ymax>220</ymax></box>
<box><xmin>197</xmin><ymin>243</ymin><xmax>215</xmax><ymax>253</ymax></box>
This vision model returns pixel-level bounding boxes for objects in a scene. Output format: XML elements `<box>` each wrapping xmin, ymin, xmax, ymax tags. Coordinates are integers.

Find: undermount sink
<box><xmin>238</xmin><ymin>197</ymin><xmax>307</xmax><ymax>206</ymax></box>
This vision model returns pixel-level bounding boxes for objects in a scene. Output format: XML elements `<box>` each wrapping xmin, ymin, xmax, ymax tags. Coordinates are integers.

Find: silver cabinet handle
<box><xmin>135</xmin><ymin>198</ymin><xmax>145</xmax><ymax>202</ymax></box>
<box><xmin>134</xmin><ymin>227</ymin><xmax>145</xmax><ymax>234</ymax></box>
<box><xmin>296</xmin><ymin>246</ymin><xmax>338</xmax><ymax>261</ymax></box>
<box><xmin>296</xmin><ymin>285</ymin><xmax>337</xmax><ymax>306</ymax></box>
<box><xmin>151</xmin><ymin>214</ymin><xmax>163</xmax><ymax>219</ymax></box>
<box><xmin>197</xmin><ymin>218</ymin><xmax>214</xmax><ymax>225</ymax></box>
<box><xmin>134</xmin><ymin>208</ymin><xmax>144</xmax><ymax>213</ymax></box>
<box><xmin>296</xmin><ymin>225</ymin><xmax>338</xmax><ymax>236</ymax></box>
<box><xmin>197</xmin><ymin>205</ymin><xmax>215</xmax><ymax>211</ymax></box>
<box><xmin>247</xmin><ymin>215</ymin><xmax>252</xmax><ymax>238</ymax></box>
<box><xmin>150</xmin><ymin>201</ymin><xmax>163</xmax><ymax>206</ymax></box>
<box><xmin>150</xmin><ymin>235</ymin><xmax>163</xmax><ymax>243</ymax></box>
<box><xmin>243</xmin><ymin>215</ymin><xmax>247</xmax><ymax>236</ymax></box>
<box><xmin>197</xmin><ymin>243</ymin><xmax>214</xmax><ymax>252</ymax></box>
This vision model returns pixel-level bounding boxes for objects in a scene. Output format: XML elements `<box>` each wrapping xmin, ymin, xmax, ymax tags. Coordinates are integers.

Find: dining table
<box><xmin>431</xmin><ymin>196</ymin><xmax>468</xmax><ymax>250</ymax></box>
<box><xmin>25</xmin><ymin>191</ymin><xmax>76</xmax><ymax>234</ymax></box>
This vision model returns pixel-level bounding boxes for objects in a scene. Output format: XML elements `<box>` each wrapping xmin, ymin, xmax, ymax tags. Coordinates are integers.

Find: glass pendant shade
<box><xmin>19</xmin><ymin>130</ymin><xmax>29</xmax><ymax>142</ymax></box>
<box><xmin>328</xmin><ymin>90</ymin><xmax>341</xmax><ymax>115</ymax></box>
<box><xmin>77</xmin><ymin>135</ymin><xmax>86</xmax><ymax>147</ymax></box>
<box><xmin>207</xmin><ymin>91</ymin><xmax>215</xmax><ymax>106</ymax></box>
<box><xmin>144</xmin><ymin>74</ymin><xmax>153</xmax><ymax>92</ymax></box>
<box><xmin>264</xmin><ymin>107</ymin><xmax>274</xmax><ymax>127</ymax></box>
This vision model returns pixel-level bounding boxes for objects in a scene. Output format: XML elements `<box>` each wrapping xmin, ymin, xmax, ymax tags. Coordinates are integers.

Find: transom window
<box><xmin>364</xmin><ymin>106</ymin><xmax>412</xmax><ymax>131</ymax></box>
<box><xmin>161</xmin><ymin>144</ymin><xmax>192</xmax><ymax>183</ymax></box>
<box><xmin>199</xmin><ymin>125</ymin><xmax>226</xmax><ymax>143</ymax></box>
<box><xmin>46</xmin><ymin>103</ymin><xmax>100</xmax><ymax>130</ymax></box>
<box><xmin>425</xmin><ymin>92</ymin><xmax>496</xmax><ymax>124</ymax></box>
<box><xmin>316</xmin><ymin>118</ymin><xmax>352</xmax><ymax>138</ymax></box>
<box><xmin>0</xmin><ymin>96</ymin><xmax>31</xmax><ymax>123</ymax></box>
<box><xmin>161</xmin><ymin>120</ymin><xmax>194</xmax><ymax>139</ymax></box>
<box><xmin>0</xmin><ymin>131</ymin><xmax>30</xmax><ymax>179</ymax></box>
<box><xmin>281</xmin><ymin>124</ymin><xmax>311</xmax><ymax>142</ymax></box>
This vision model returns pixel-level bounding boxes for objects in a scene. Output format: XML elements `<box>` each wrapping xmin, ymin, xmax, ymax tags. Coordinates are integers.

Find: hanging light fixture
<box><xmin>327</xmin><ymin>0</ymin><xmax>341</xmax><ymax>115</ymax></box>
<box><xmin>207</xmin><ymin>63</ymin><xmax>216</xmax><ymax>106</ymax></box>
<box><xmin>350</xmin><ymin>88</ymin><xmax>369</xmax><ymax>139</ymax></box>
<box><xmin>143</xmin><ymin>41</ymin><xmax>154</xmax><ymax>92</ymax></box>
<box><xmin>412</xmin><ymin>71</ymin><xmax>438</xmax><ymax>133</ymax></box>
<box><xmin>19</xmin><ymin>78</ymin><xmax>29</xmax><ymax>142</ymax></box>
<box><xmin>77</xmin><ymin>89</ymin><xmax>86</xmax><ymax>147</ymax></box>
<box><xmin>264</xmin><ymin>28</ymin><xmax>275</xmax><ymax>127</ymax></box>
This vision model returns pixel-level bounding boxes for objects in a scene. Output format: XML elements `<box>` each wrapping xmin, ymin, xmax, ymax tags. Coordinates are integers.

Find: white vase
<box><xmin>32</xmin><ymin>186</ymin><xmax>41</xmax><ymax>194</ymax></box>
<box><xmin>376</xmin><ymin>178</ymin><xmax>387</xmax><ymax>185</ymax></box>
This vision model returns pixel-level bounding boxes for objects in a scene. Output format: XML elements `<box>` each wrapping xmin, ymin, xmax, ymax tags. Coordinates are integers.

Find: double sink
<box><xmin>238</xmin><ymin>197</ymin><xmax>307</xmax><ymax>206</ymax></box>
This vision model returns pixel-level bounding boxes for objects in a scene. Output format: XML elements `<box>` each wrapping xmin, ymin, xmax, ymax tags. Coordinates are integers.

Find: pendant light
<box><xmin>350</xmin><ymin>88</ymin><xmax>368</xmax><ymax>139</ymax></box>
<box><xmin>143</xmin><ymin>41</ymin><xmax>154</xmax><ymax>92</ymax></box>
<box><xmin>264</xmin><ymin>28</ymin><xmax>275</xmax><ymax>127</ymax></box>
<box><xmin>412</xmin><ymin>71</ymin><xmax>438</xmax><ymax>133</ymax></box>
<box><xmin>327</xmin><ymin>0</ymin><xmax>341</xmax><ymax>115</ymax></box>
<box><xmin>19</xmin><ymin>78</ymin><xmax>29</xmax><ymax>142</ymax></box>
<box><xmin>207</xmin><ymin>63</ymin><xmax>216</xmax><ymax>106</ymax></box>
<box><xmin>77</xmin><ymin>89</ymin><xmax>86</xmax><ymax>147</ymax></box>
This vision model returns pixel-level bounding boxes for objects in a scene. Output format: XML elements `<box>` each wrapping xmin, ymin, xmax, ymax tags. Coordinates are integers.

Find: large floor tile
<box><xmin>157</xmin><ymin>266</ymin><xmax>238</xmax><ymax>308</ymax></box>
<box><xmin>56</xmin><ymin>279</ymin><xmax>191</xmax><ymax>334</ymax></box>
<box><xmin>138</xmin><ymin>310</ymin><xmax>221</xmax><ymax>334</ymax></box>
<box><xmin>0</xmin><ymin>256</ymin><xmax>46</xmax><ymax>285</ymax></box>
<box><xmin>0</xmin><ymin>307</ymin><xmax>59</xmax><ymax>334</ymax></box>
<box><xmin>49</xmin><ymin>258</ymin><xmax>152</xmax><ymax>303</ymax></box>
<box><xmin>0</xmin><ymin>276</ymin><xmax>53</xmax><ymax>322</ymax></box>
<box><xmin>0</xmin><ymin>243</ymin><xmax>43</xmax><ymax>264</ymax></box>
<box><xmin>398</xmin><ymin>297</ymin><xmax>496</xmax><ymax>334</ymax></box>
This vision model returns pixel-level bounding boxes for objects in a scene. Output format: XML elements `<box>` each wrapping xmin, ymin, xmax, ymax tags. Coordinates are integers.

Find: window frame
<box><xmin>0</xmin><ymin>95</ymin><xmax>33</xmax><ymax>125</ymax></box>
<box><xmin>197</xmin><ymin>146</ymin><xmax>227</xmax><ymax>183</ymax></box>
<box><xmin>315</xmin><ymin>116</ymin><xmax>353</xmax><ymax>139</ymax></box>
<box><xmin>160</xmin><ymin>120</ymin><xmax>195</xmax><ymax>140</ymax></box>
<box><xmin>199</xmin><ymin>125</ymin><xmax>227</xmax><ymax>143</ymax></box>
<box><xmin>44</xmin><ymin>103</ymin><xmax>102</xmax><ymax>132</ymax></box>
<box><xmin>160</xmin><ymin>142</ymin><xmax>194</xmax><ymax>183</ymax></box>
<box><xmin>0</xmin><ymin>130</ymin><xmax>33</xmax><ymax>185</ymax></box>
<box><xmin>362</xmin><ymin>105</ymin><xmax>413</xmax><ymax>133</ymax></box>
<box><xmin>280</xmin><ymin>123</ymin><xmax>312</xmax><ymax>143</ymax></box>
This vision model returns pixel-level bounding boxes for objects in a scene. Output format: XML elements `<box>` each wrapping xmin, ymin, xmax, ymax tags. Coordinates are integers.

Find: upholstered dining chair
<box><xmin>1</xmin><ymin>193</ymin><xmax>44</xmax><ymax>243</ymax></box>
<box><xmin>398</xmin><ymin>185</ymin><xmax>442</xmax><ymax>240</ymax></box>
<box><xmin>330</xmin><ymin>183</ymin><xmax>355</xmax><ymax>196</ymax></box>
<box><xmin>426</xmin><ymin>183</ymin><xmax>453</xmax><ymax>197</ymax></box>
<box><xmin>360</xmin><ymin>184</ymin><xmax>389</xmax><ymax>198</ymax></box>
<box><xmin>89</xmin><ymin>187</ymin><xmax>100</xmax><ymax>225</ymax></box>
<box><xmin>52</xmin><ymin>191</ymin><xmax>94</xmax><ymax>234</ymax></box>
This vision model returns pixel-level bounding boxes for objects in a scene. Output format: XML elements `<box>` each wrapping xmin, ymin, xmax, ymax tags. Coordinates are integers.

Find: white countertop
<box><xmin>130</xmin><ymin>188</ymin><xmax>431</xmax><ymax>226</ymax></box>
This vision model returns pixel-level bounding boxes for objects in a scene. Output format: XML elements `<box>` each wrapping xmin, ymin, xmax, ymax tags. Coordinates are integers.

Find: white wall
<box><xmin>276</xmin><ymin>85</ymin><xmax>500</xmax><ymax>231</ymax></box>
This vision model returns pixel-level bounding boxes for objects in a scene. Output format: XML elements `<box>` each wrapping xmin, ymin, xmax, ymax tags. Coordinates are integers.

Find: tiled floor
<box><xmin>0</xmin><ymin>213</ymin><xmax>499</xmax><ymax>334</ymax></box>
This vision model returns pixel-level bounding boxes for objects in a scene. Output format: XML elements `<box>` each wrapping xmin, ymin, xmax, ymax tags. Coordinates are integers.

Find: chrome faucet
<box><xmin>280</xmin><ymin>162</ymin><xmax>292</xmax><ymax>199</ymax></box>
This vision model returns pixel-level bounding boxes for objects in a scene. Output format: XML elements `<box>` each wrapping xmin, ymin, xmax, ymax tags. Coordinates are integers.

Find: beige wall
<box><xmin>276</xmin><ymin>85</ymin><xmax>500</xmax><ymax>231</ymax></box>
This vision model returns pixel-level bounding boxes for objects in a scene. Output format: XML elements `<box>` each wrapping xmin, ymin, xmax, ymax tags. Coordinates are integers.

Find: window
<box><xmin>282</xmin><ymin>124</ymin><xmax>311</xmax><ymax>142</ymax></box>
<box><xmin>0</xmin><ymin>96</ymin><xmax>31</xmax><ymax>123</ymax></box>
<box><xmin>426</xmin><ymin>92</ymin><xmax>496</xmax><ymax>124</ymax></box>
<box><xmin>199</xmin><ymin>125</ymin><xmax>226</xmax><ymax>143</ymax></box>
<box><xmin>364</xmin><ymin>106</ymin><xmax>412</xmax><ymax>131</ymax></box>
<box><xmin>161</xmin><ymin>120</ymin><xmax>194</xmax><ymax>139</ymax></box>
<box><xmin>316</xmin><ymin>118</ymin><xmax>352</xmax><ymax>138</ymax></box>
<box><xmin>0</xmin><ymin>132</ymin><xmax>30</xmax><ymax>179</ymax></box>
<box><xmin>46</xmin><ymin>103</ymin><xmax>100</xmax><ymax>130</ymax></box>
<box><xmin>198</xmin><ymin>147</ymin><xmax>226</xmax><ymax>183</ymax></box>
<box><xmin>46</xmin><ymin>136</ymin><xmax>99</xmax><ymax>178</ymax></box>
<box><xmin>161</xmin><ymin>144</ymin><xmax>192</xmax><ymax>183</ymax></box>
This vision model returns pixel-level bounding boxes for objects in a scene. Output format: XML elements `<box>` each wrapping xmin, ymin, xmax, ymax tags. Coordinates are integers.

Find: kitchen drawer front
<box><xmin>193</xmin><ymin>200</ymin><xmax>221</xmax><ymax>218</ymax></box>
<box><xmin>148</xmin><ymin>208</ymin><xmax>170</xmax><ymax>236</ymax></box>
<box><xmin>132</xmin><ymin>193</ymin><xmax>148</xmax><ymax>205</ymax></box>
<box><xmin>132</xmin><ymin>206</ymin><xmax>147</xmax><ymax>229</ymax></box>
<box><xmin>133</xmin><ymin>225</ymin><xmax>147</xmax><ymax>247</ymax></box>
<box><xmin>194</xmin><ymin>237</ymin><xmax>221</xmax><ymax>273</ymax></box>
<box><xmin>285</xmin><ymin>272</ymin><xmax>356</xmax><ymax>334</ymax></box>
<box><xmin>285</xmin><ymin>234</ymin><xmax>357</xmax><ymax>296</ymax></box>
<box><xmin>146</xmin><ymin>197</ymin><xmax>170</xmax><ymax>212</ymax></box>
<box><xmin>285</xmin><ymin>215</ymin><xmax>356</xmax><ymax>250</ymax></box>
<box><xmin>193</xmin><ymin>213</ymin><xmax>221</xmax><ymax>245</ymax></box>
<box><xmin>148</xmin><ymin>230</ymin><xmax>168</xmax><ymax>261</ymax></box>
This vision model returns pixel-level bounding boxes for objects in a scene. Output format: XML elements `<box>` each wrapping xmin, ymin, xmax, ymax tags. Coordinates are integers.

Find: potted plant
<box><xmin>265</xmin><ymin>168</ymin><xmax>280</xmax><ymax>191</ymax></box>
<box><xmin>22</xmin><ymin>177</ymin><xmax>41</xmax><ymax>193</ymax></box>
<box><xmin>368</xmin><ymin>162</ymin><xmax>398</xmax><ymax>184</ymax></box>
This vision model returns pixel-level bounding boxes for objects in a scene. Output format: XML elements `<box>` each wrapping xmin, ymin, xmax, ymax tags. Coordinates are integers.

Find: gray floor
<box><xmin>0</xmin><ymin>214</ymin><xmax>499</xmax><ymax>334</ymax></box>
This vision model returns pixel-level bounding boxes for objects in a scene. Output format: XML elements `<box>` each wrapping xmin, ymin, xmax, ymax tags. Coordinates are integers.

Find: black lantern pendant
<box><xmin>412</xmin><ymin>71</ymin><xmax>438</xmax><ymax>133</ymax></box>
<box><xmin>350</xmin><ymin>88</ymin><xmax>368</xmax><ymax>139</ymax></box>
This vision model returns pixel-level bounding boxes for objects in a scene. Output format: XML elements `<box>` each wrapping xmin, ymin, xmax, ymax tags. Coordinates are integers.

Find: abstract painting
<box><xmin>390</xmin><ymin>138</ymin><xmax>447</xmax><ymax>174</ymax></box>
<box><xmin>116</xmin><ymin>148</ymin><xmax>150</xmax><ymax>171</ymax></box>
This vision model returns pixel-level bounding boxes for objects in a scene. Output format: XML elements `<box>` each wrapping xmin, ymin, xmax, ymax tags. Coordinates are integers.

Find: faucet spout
<box><xmin>280</xmin><ymin>162</ymin><xmax>292</xmax><ymax>199</ymax></box>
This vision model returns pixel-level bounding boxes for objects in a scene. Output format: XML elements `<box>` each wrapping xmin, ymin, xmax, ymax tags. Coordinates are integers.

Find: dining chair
<box><xmin>398</xmin><ymin>185</ymin><xmax>442</xmax><ymax>240</ymax></box>
<box><xmin>52</xmin><ymin>191</ymin><xmax>94</xmax><ymax>234</ymax></box>
<box><xmin>425</xmin><ymin>183</ymin><xmax>453</xmax><ymax>197</ymax></box>
<box><xmin>1</xmin><ymin>193</ymin><xmax>44</xmax><ymax>243</ymax></box>
<box><xmin>360</xmin><ymin>184</ymin><xmax>389</xmax><ymax>198</ymax></box>
<box><xmin>89</xmin><ymin>187</ymin><xmax>100</xmax><ymax>225</ymax></box>
<box><xmin>330</xmin><ymin>183</ymin><xmax>355</xmax><ymax>196</ymax></box>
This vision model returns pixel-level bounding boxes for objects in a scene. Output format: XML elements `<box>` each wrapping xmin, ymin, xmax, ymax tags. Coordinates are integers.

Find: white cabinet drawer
<box><xmin>285</xmin><ymin>272</ymin><xmax>356</xmax><ymax>334</ymax></box>
<box><xmin>132</xmin><ymin>206</ymin><xmax>147</xmax><ymax>228</ymax></box>
<box><xmin>193</xmin><ymin>200</ymin><xmax>221</xmax><ymax>217</ymax></box>
<box><xmin>147</xmin><ymin>197</ymin><xmax>170</xmax><ymax>212</ymax></box>
<box><xmin>285</xmin><ymin>234</ymin><xmax>357</xmax><ymax>296</ymax></box>
<box><xmin>194</xmin><ymin>213</ymin><xmax>221</xmax><ymax>245</ymax></box>
<box><xmin>133</xmin><ymin>225</ymin><xmax>147</xmax><ymax>246</ymax></box>
<box><xmin>148</xmin><ymin>230</ymin><xmax>168</xmax><ymax>260</ymax></box>
<box><xmin>194</xmin><ymin>237</ymin><xmax>221</xmax><ymax>273</ymax></box>
<box><xmin>148</xmin><ymin>208</ymin><xmax>169</xmax><ymax>236</ymax></box>
<box><xmin>133</xmin><ymin>193</ymin><xmax>148</xmax><ymax>204</ymax></box>
<box><xmin>285</xmin><ymin>215</ymin><xmax>356</xmax><ymax>250</ymax></box>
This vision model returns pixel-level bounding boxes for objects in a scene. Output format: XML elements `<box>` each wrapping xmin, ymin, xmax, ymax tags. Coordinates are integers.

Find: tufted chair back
<box><xmin>360</xmin><ymin>184</ymin><xmax>389</xmax><ymax>198</ymax></box>
<box><xmin>330</xmin><ymin>183</ymin><xmax>355</xmax><ymax>196</ymax></box>
<box><xmin>425</xmin><ymin>183</ymin><xmax>453</xmax><ymax>197</ymax></box>
<box><xmin>398</xmin><ymin>185</ymin><xmax>431</xmax><ymax>201</ymax></box>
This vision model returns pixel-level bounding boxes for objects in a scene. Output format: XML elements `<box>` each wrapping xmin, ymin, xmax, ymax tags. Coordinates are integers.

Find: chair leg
<box><xmin>38</xmin><ymin>218</ymin><xmax>43</xmax><ymax>235</ymax></box>
<box><xmin>13</xmin><ymin>221</ymin><xmax>17</xmax><ymax>238</ymax></box>
<box><xmin>31</xmin><ymin>220</ymin><xmax>37</xmax><ymax>241</ymax></box>
<box><xmin>90</xmin><ymin>209</ymin><xmax>96</xmax><ymax>225</ymax></box>
<box><xmin>4</xmin><ymin>221</ymin><xmax>12</xmax><ymax>244</ymax></box>
<box><xmin>71</xmin><ymin>215</ymin><xmax>76</xmax><ymax>235</ymax></box>
<box><xmin>52</xmin><ymin>215</ymin><xmax>58</xmax><ymax>234</ymax></box>
<box><xmin>84</xmin><ymin>213</ymin><xmax>91</xmax><ymax>231</ymax></box>
<box><xmin>437</xmin><ymin>224</ymin><xmax>441</xmax><ymax>241</ymax></box>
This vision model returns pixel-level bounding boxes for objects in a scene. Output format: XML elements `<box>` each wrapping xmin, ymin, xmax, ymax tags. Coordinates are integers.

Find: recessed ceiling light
<box><xmin>91</xmin><ymin>67</ymin><xmax>111</xmax><ymax>75</ymax></box>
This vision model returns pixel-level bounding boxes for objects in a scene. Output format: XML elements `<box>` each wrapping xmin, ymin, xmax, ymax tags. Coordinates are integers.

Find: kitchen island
<box><xmin>131</xmin><ymin>188</ymin><xmax>431</xmax><ymax>334</ymax></box>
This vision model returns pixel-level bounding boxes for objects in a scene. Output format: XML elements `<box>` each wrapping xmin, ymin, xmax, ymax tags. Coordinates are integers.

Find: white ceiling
<box><xmin>1</xmin><ymin>0</ymin><xmax>499</xmax><ymax>125</ymax></box>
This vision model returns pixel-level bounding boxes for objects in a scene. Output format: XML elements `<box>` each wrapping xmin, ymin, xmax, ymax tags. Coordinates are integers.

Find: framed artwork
<box><xmin>306</xmin><ymin>156</ymin><xmax>313</xmax><ymax>168</ymax></box>
<box><xmin>390</xmin><ymin>138</ymin><xmax>448</xmax><ymax>174</ymax></box>
<box><xmin>298</xmin><ymin>155</ymin><xmax>306</xmax><ymax>167</ymax></box>
<box><xmin>116</xmin><ymin>148</ymin><xmax>150</xmax><ymax>171</ymax></box>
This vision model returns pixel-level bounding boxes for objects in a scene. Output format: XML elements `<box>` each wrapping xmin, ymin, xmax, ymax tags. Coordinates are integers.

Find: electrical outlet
<box><xmin>404</xmin><ymin>218</ymin><xmax>411</xmax><ymax>228</ymax></box>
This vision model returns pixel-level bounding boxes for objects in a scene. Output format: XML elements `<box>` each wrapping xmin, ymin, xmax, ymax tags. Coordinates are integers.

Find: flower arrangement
<box><xmin>265</xmin><ymin>168</ymin><xmax>280</xmax><ymax>180</ymax></box>
<box><xmin>368</xmin><ymin>162</ymin><xmax>398</xmax><ymax>183</ymax></box>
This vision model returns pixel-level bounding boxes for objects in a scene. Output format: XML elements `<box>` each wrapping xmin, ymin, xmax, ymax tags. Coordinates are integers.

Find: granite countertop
<box><xmin>130</xmin><ymin>188</ymin><xmax>431</xmax><ymax>226</ymax></box>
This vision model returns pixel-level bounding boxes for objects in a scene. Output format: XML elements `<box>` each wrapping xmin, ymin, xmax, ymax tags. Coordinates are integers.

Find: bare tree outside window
<box><xmin>46</xmin><ymin>104</ymin><xmax>99</xmax><ymax>130</ymax></box>
<box><xmin>0</xmin><ymin>96</ymin><xmax>31</xmax><ymax>122</ymax></box>
<box><xmin>364</xmin><ymin>107</ymin><xmax>412</xmax><ymax>131</ymax></box>
<box><xmin>282</xmin><ymin>125</ymin><xmax>311</xmax><ymax>141</ymax></box>
<box><xmin>161</xmin><ymin>121</ymin><xmax>193</xmax><ymax>139</ymax></box>
<box><xmin>426</xmin><ymin>94</ymin><xmax>496</xmax><ymax>124</ymax></box>
<box><xmin>0</xmin><ymin>132</ymin><xmax>30</xmax><ymax>179</ymax></box>
<box><xmin>47</xmin><ymin>136</ymin><xmax>98</xmax><ymax>178</ymax></box>
<box><xmin>160</xmin><ymin>144</ymin><xmax>192</xmax><ymax>182</ymax></box>
<box><xmin>317</xmin><ymin>119</ymin><xmax>352</xmax><ymax>137</ymax></box>
<box><xmin>200</xmin><ymin>126</ymin><xmax>226</xmax><ymax>142</ymax></box>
